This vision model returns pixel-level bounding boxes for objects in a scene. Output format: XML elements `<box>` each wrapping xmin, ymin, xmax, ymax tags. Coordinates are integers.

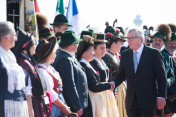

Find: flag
<box><xmin>19</xmin><ymin>0</ymin><xmax>25</xmax><ymax>30</ymax></box>
<box><xmin>66</xmin><ymin>0</ymin><xmax>82</xmax><ymax>36</ymax></box>
<box><xmin>0</xmin><ymin>0</ymin><xmax>6</xmax><ymax>21</ymax></box>
<box><xmin>34</xmin><ymin>0</ymin><xmax>40</xmax><ymax>12</ymax></box>
<box><xmin>55</xmin><ymin>0</ymin><xmax>65</xmax><ymax>15</ymax></box>
<box><xmin>19</xmin><ymin>0</ymin><xmax>39</xmax><ymax>43</ymax></box>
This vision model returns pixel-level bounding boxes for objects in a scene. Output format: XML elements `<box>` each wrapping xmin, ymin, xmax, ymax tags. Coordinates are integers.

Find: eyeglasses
<box><xmin>126</xmin><ymin>37</ymin><xmax>138</xmax><ymax>41</ymax></box>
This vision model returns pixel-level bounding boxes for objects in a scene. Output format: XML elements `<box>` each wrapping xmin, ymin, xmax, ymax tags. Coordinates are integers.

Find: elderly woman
<box><xmin>87</xmin><ymin>33</ymin><xmax>119</xmax><ymax>117</ymax></box>
<box><xmin>35</xmin><ymin>36</ymin><xmax>72</xmax><ymax>117</ymax></box>
<box><xmin>0</xmin><ymin>21</ymin><xmax>29</xmax><ymax>117</ymax></box>
<box><xmin>11</xmin><ymin>29</ymin><xmax>51</xmax><ymax>117</ymax></box>
<box><xmin>103</xmin><ymin>33</ymin><xmax>127</xmax><ymax>117</ymax></box>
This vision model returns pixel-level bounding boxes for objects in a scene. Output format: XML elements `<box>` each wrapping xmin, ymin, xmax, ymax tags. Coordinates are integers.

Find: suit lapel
<box><xmin>136</xmin><ymin>45</ymin><xmax>147</xmax><ymax>74</ymax></box>
<box><xmin>74</xmin><ymin>58</ymin><xmax>84</xmax><ymax>70</ymax></box>
<box><xmin>129</xmin><ymin>49</ymin><xmax>135</xmax><ymax>74</ymax></box>
<box><xmin>60</xmin><ymin>50</ymin><xmax>84</xmax><ymax>70</ymax></box>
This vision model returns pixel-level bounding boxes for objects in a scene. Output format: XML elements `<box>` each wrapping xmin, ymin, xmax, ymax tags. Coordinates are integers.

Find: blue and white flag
<box><xmin>66</xmin><ymin>0</ymin><xmax>81</xmax><ymax>36</ymax></box>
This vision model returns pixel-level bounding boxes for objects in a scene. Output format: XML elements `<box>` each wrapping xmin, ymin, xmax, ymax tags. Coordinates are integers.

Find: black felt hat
<box><xmin>11</xmin><ymin>29</ymin><xmax>33</xmax><ymax>58</ymax></box>
<box><xmin>92</xmin><ymin>33</ymin><xmax>108</xmax><ymax>44</ymax></box>
<box><xmin>35</xmin><ymin>36</ymin><xmax>57</xmax><ymax>62</ymax></box>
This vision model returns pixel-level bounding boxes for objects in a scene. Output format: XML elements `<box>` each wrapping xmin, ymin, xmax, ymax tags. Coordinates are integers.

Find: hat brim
<box><xmin>35</xmin><ymin>36</ymin><xmax>57</xmax><ymax>62</ymax></box>
<box><xmin>60</xmin><ymin>38</ymin><xmax>83</xmax><ymax>48</ymax></box>
<box><xmin>50</xmin><ymin>22</ymin><xmax>72</xmax><ymax>27</ymax></box>
<box><xmin>106</xmin><ymin>35</ymin><xmax>126</xmax><ymax>42</ymax></box>
<box><xmin>94</xmin><ymin>39</ymin><xmax>108</xmax><ymax>43</ymax></box>
<box><xmin>118</xmin><ymin>38</ymin><xmax>126</xmax><ymax>42</ymax></box>
<box><xmin>73</xmin><ymin>39</ymin><xmax>83</xmax><ymax>44</ymax></box>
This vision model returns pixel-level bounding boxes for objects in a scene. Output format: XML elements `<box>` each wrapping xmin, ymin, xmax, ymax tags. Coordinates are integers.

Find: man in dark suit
<box><xmin>112</xmin><ymin>29</ymin><xmax>167</xmax><ymax>117</ymax></box>
<box><xmin>53</xmin><ymin>31</ymin><xmax>88</xmax><ymax>117</ymax></box>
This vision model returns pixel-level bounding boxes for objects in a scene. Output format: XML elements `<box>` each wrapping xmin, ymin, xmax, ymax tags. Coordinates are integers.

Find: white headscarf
<box><xmin>0</xmin><ymin>46</ymin><xmax>25</xmax><ymax>93</ymax></box>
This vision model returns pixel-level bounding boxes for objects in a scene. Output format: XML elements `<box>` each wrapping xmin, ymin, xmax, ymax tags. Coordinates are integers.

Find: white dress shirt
<box><xmin>133</xmin><ymin>44</ymin><xmax>144</xmax><ymax>63</ymax></box>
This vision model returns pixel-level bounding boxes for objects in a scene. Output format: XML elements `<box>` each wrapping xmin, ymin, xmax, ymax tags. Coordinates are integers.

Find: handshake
<box><xmin>109</xmin><ymin>81</ymin><xmax>115</xmax><ymax>91</ymax></box>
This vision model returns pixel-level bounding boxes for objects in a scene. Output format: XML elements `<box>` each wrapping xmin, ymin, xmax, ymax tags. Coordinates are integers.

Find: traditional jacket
<box><xmin>53</xmin><ymin>49</ymin><xmax>88</xmax><ymax>112</ymax></box>
<box><xmin>103</xmin><ymin>52</ymin><xmax>120</xmax><ymax>81</ymax></box>
<box><xmin>90</xmin><ymin>57</ymin><xmax>109</xmax><ymax>82</ymax></box>
<box><xmin>161</xmin><ymin>48</ymin><xmax>175</xmax><ymax>88</ymax></box>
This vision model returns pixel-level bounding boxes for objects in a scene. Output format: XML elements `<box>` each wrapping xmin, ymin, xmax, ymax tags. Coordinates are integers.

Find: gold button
<box><xmin>83</xmin><ymin>92</ymin><xmax>85</xmax><ymax>96</ymax></box>
<box><xmin>82</xmin><ymin>83</ymin><xmax>85</xmax><ymax>86</ymax></box>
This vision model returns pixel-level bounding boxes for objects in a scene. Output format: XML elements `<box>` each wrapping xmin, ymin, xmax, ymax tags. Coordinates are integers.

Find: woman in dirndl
<box><xmin>35</xmin><ymin>36</ymin><xmax>72</xmax><ymax>117</ymax></box>
<box><xmin>11</xmin><ymin>29</ymin><xmax>51</xmax><ymax>117</ymax></box>
<box><xmin>0</xmin><ymin>21</ymin><xmax>29</xmax><ymax>117</ymax></box>
<box><xmin>102</xmin><ymin>33</ymin><xmax>127</xmax><ymax>117</ymax></box>
<box><xmin>77</xmin><ymin>34</ymin><xmax>119</xmax><ymax>117</ymax></box>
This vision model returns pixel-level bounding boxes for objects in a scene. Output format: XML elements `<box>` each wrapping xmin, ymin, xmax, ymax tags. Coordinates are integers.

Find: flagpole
<box><xmin>65</xmin><ymin>0</ymin><xmax>70</xmax><ymax>15</ymax></box>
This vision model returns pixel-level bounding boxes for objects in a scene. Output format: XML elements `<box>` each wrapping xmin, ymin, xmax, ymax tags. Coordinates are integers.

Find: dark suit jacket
<box><xmin>114</xmin><ymin>45</ymin><xmax>167</xmax><ymax>109</ymax></box>
<box><xmin>90</xmin><ymin>59</ymin><xmax>109</xmax><ymax>82</ymax></box>
<box><xmin>53</xmin><ymin>50</ymin><xmax>88</xmax><ymax>112</ymax></box>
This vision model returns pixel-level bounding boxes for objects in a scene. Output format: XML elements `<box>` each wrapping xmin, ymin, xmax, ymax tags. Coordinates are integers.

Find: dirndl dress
<box><xmin>4</xmin><ymin>100</ymin><xmax>29</xmax><ymax>117</ymax></box>
<box><xmin>89</xmin><ymin>90</ymin><xmax>119</xmax><ymax>117</ymax></box>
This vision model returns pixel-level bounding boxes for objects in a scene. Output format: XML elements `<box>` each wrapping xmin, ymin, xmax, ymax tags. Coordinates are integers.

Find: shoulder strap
<box><xmin>38</xmin><ymin>65</ymin><xmax>55</xmax><ymax>79</ymax></box>
<box><xmin>34</xmin><ymin>65</ymin><xmax>47</xmax><ymax>93</ymax></box>
<box><xmin>27</xmin><ymin>51</ymin><xmax>47</xmax><ymax>94</ymax></box>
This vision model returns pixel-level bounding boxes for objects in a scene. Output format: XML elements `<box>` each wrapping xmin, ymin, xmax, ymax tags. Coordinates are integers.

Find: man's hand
<box><xmin>60</xmin><ymin>105</ymin><xmax>71</xmax><ymax>116</ymax></box>
<box><xmin>157</xmin><ymin>97</ymin><xmax>166</xmax><ymax>110</ymax></box>
<box><xmin>77</xmin><ymin>108</ymin><xmax>83</xmax><ymax>117</ymax></box>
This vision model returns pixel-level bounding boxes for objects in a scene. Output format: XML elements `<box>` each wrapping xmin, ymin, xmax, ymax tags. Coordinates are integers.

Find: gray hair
<box><xmin>127</xmin><ymin>29</ymin><xmax>144</xmax><ymax>42</ymax></box>
<box><xmin>0</xmin><ymin>21</ymin><xmax>15</xmax><ymax>41</ymax></box>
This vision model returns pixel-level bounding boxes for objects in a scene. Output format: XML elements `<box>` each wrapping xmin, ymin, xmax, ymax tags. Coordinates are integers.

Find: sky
<box><xmin>0</xmin><ymin>0</ymin><xmax>175</xmax><ymax>34</ymax></box>
<box><xmin>37</xmin><ymin>0</ymin><xmax>176</xmax><ymax>33</ymax></box>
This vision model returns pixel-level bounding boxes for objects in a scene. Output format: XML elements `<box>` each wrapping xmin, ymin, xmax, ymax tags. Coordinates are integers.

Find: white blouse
<box><xmin>0</xmin><ymin>46</ymin><xmax>25</xmax><ymax>93</ymax></box>
<box><xmin>38</xmin><ymin>63</ymin><xmax>61</xmax><ymax>103</ymax></box>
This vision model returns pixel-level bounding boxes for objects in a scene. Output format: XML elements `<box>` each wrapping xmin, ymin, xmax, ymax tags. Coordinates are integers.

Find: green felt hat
<box><xmin>171</xmin><ymin>33</ymin><xmax>176</xmax><ymax>41</ymax></box>
<box><xmin>153</xmin><ymin>32</ymin><xmax>167</xmax><ymax>42</ymax></box>
<box><xmin>104</xmin><ymin>26</ymin><xmax>116</xmax><ymax>35</ymax></box>
<box><xmin>80</xmin><ymin>30</ymin><xmax>94</xmax><ymax>39</ymax></box>
<box><xmin>60</xmin><ymin>31</ymin><xmax>82</xmax><ymax>48</ymax></box>
<box><xmin>50</xmin><ymin>14</ymin><xmax>71</xmax><ymax>26</ymax></box>
<box><xmin>39</xmin><ymin>28</ymin><xmax>53</xmax><ymax>38</ymax></box>
<box><xmin>116</xmin><ymin>27</ymin><xmax>125</xmax><ymax>36</ymax></box>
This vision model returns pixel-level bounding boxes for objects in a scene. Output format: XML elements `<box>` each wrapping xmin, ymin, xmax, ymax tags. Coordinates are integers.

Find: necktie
<box><xmin>133</xmin><ymin>51</ymin><xmax>138</xmax><ymax>73</ymax></box>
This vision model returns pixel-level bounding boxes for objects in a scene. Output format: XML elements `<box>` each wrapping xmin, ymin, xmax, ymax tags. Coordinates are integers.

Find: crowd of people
<box><xmin>0</xmin><ymin>13</ymin><xmax>176</xmax><ymax>117</ymax></box>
